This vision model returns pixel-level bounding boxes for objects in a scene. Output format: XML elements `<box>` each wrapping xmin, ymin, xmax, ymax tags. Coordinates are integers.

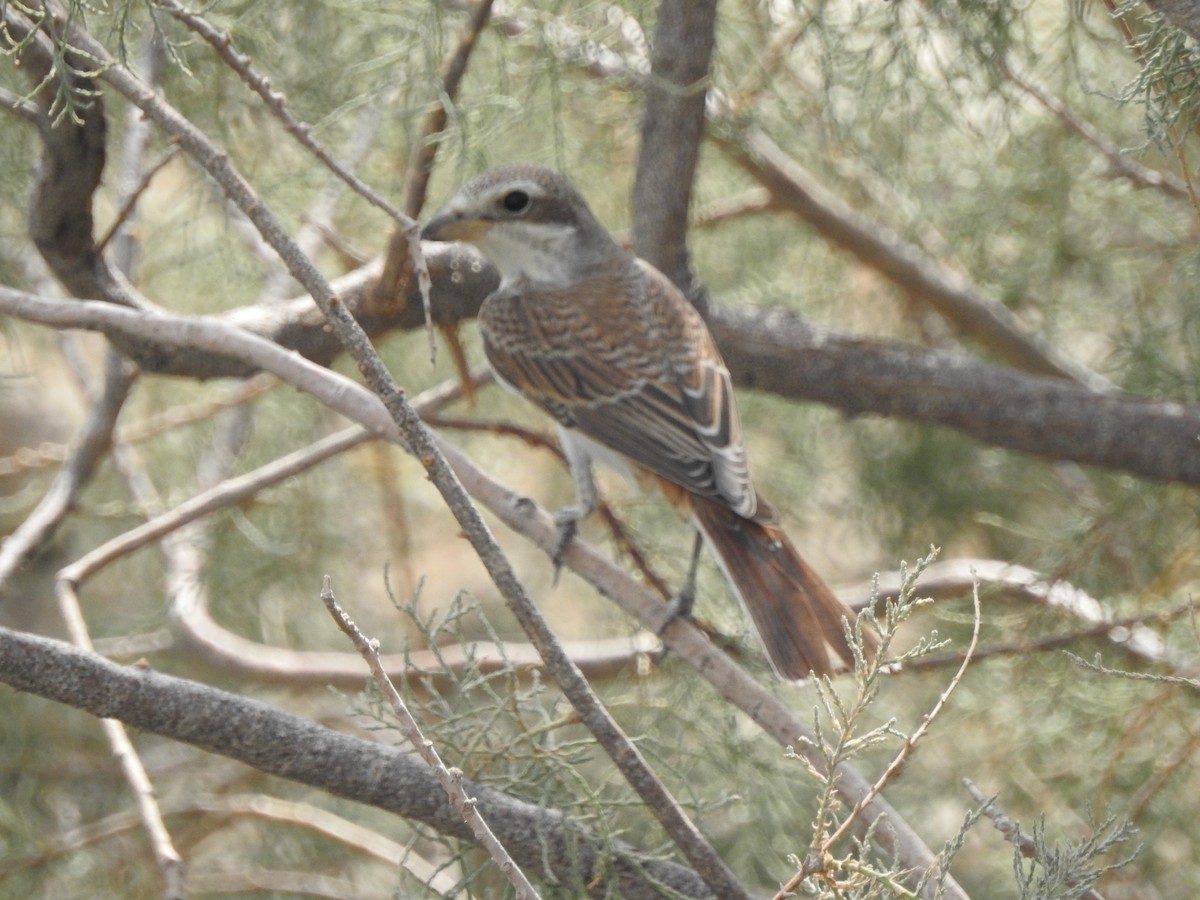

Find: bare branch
<box><xmin>38</xmin><ymin>347</ymin><xmax>184</xmax><ymax>900</ymax></box>
<box><xmin>0</xmin><ymin>84</ymin><xmax>40</xmax><ymax>122</ymax></box>
<box><xmin>713</xmin><ymin>122</ymin><xmax>1114</xmax><ymax>391</ymax></box>
<box><xmin>632</xmin><ymin>0</ymin><xmax>717</xmax><ymax>311</ymax></box>
<box><xmin>154</xmin><ymin>0</ymin><xmax>414</xmax><ymax>232</ymax></box>
<box><xmin>1004</xmin><ymin>63</ymin><xmax>1190</xmax><ymax>201</ymax></box>
<box><xmin>54</xmin><ymin>580</ymin><xmax>186</xmax><ymax>898</ymax></box>
<box><xmin>384</xmin><ymin>0</ymin><xmax>495</xmax><ymax>373</ymax></box>
<box><xmin>107</xmin><ymin>12</ymin><xmax>167</xmax><ymax>276</ymax></box>
<box><xmin>1065</xmin><ymin>651</ymin><xmax>1200</xmax><ymax>692</ymax></box>
<box><xmin>399</xmin><ymin>0</ymin><xmax>496</xmax><ymax>221</ymax></box>
<box><xmin>860</xmin><ymin>558</ymin><xmax>1193</xmax><ymax>678</ymax></box>
<box><xmin>0</xmin><ymin>351</ymin><xmax>135</xmax><ymax>593</ymax></box>
<box><xmin>58</xmin><ymin>426</ymin><xmax>371</xmax><ymax>585</ymax></box>
<box><xmin>709</xmin><ymin>306</ymin><xmax>1200</xmax><ymax>486</ymax></box>
<box><xmin>960</xmin><ymin>779</ymin><xmax>1109</xmax><ymax>900</ymax></box>
<box><xmin>95</xmin><ymin>144</ymin><xmax>179</xmax><ymax>253</ymax></box>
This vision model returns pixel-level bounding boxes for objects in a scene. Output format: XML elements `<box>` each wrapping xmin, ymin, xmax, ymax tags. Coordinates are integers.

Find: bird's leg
<box><xmin>552</xmin><ymin>428</ymin><xmax>599</xmax><ymax>579</ymax></box>
<box><xmin>661</xmin><ymin>529</ymin><xmax>705</xmax><ymax>627</ymax></box>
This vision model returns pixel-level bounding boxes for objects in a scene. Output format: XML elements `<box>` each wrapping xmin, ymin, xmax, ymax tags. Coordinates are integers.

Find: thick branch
<box><xmin>709</xmin><ymin>307</ymin><xmax>1200</xmax><ymax>486</ymax></box>
<box><xmin>0</xmin><ymin>627</ymin><xmax>715</xmax><ymax>900</ymax></box>
<box><xmin>633</xmin><ymin>0</ymin><xmax>718</xmax><ymax>310</ymax></box>
<box><xmin>3</xmin><ymin>10</ymin><xmax>142</xmax><ymax>310</ymax></box>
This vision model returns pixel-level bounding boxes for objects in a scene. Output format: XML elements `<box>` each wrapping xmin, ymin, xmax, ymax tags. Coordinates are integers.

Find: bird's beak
<box><xmin>421</xmin><ymin>208</ymin><xmax>491</xmax><ymax>243</ymax></box>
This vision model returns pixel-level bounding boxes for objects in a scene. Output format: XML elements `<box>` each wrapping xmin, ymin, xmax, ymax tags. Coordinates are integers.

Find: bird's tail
<box><xmin>689</xmin><ymin>494</ymin><xmax>877</xmax><ymax>680</ymax></box>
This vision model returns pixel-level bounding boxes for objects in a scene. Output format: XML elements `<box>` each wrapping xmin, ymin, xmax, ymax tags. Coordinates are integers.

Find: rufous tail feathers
<box><xmin>689</xmin><ymin>495</ymin><xmax>878</xmax><ymax>680</ymax></box>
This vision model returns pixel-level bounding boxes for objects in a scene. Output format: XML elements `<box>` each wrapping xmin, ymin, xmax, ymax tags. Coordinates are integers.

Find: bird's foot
<box><xmin>658</xmin><ymin>530</ymin><xmax>704</xmax><ymax>635</ymax></box>
<box><xmin>550</xmin><ymin>505</ymin><xmax>585</xmax><ymax>584</ymax></box>
<box><xmin>657</xmin><ymin>581</ymin><xmax>696</xmax><ymax>635</ymax></box>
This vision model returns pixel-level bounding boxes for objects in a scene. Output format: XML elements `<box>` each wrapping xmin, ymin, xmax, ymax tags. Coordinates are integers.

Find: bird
<box><xmin>421</xmin><ymin>163</ymin><xmax>877</xmax><ymax>679</ymax></box>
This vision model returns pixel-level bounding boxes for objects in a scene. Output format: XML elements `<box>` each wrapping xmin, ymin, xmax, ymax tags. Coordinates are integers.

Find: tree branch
<box><xmin>712</xmin><ymin>121</ymin><xmax>1114</xmax><ymax>392</ymax></box>
<box><xmin>0</xmin><ymin>350</ymin><xmax>135</xmax><ymax>593</ymax></box>
<box><xmin>633</xmin><ymin>0</ymin><xmax>717</xmax><ymax>311</ymax></box>
<box><xmin>0</xmin><ymin>627</ymin><xmax>716</xmax><ymax>900</ymax></box>
<box><xmin>709</xmin><ymin>306</ymin><xmax>1200</xmax><ymax>486</ymax></box>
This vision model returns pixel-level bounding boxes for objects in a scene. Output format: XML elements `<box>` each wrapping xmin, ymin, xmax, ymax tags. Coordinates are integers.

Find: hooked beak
<box><xmin>421</xmin><ymin>208</ymin><xmax>491</xmax><ymax>243</ymax></box>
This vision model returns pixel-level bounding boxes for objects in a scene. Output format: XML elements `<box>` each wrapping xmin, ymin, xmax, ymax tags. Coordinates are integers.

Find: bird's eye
<box><xmin>501</xmin><ymin>190</ymin><xmax>530</xmax><ymax>214</ymax></box>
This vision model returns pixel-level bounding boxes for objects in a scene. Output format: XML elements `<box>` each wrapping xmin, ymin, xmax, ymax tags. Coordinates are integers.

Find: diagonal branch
<box><xmin>321</xmin><ymin>579</ymin><xmax>541</xmax><ymax>899</ymax></box>
<box><xmin>0</xmin><ymin>350</ymin><xmax>135</xmax><ymax>592</ymax></box>
<box><xmin>714</xmin><ymin>122</ymin><xmax>1114</xmax><ymax>392</ymax></box>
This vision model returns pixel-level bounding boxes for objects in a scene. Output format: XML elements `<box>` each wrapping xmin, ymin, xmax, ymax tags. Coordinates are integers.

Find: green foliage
<box><xmin>1013</xmin><ymin>812</ymin><xmax>1138</xmax><ymax>900</ymax></box>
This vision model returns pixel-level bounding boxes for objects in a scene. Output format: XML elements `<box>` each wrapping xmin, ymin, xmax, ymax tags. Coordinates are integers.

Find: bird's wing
<box><xmin>480</xmin><ymin>261</ymin><xmax>757</xmax><ymax>518</ymax></box>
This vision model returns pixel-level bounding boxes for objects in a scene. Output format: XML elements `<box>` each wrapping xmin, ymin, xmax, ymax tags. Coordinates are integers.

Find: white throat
<box><xmin>477</xmin><ymin>222</ymin><xmax>580</xmax><ymax>287</ymax></box>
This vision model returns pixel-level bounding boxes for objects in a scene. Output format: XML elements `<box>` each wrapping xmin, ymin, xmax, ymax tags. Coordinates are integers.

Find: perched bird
<box><xmin>422</xmin><ymin>164</ymin><xmax>876</xmax><ymax>679</ymax></box>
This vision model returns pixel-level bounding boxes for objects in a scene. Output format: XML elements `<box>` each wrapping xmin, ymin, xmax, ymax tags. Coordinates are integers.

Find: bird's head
<box><xmin>421</xmin><ymin>164</ymin><xmax>622</xmax><ymax>287</ymax></box>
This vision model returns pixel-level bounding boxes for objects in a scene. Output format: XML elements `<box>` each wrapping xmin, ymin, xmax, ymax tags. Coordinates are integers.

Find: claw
<box><xmin>550</xmin><ymin>506</ymin><xmax>583</xmax><ymax>584</ymax></box>
<box><xmin>658</xmin><ymin>530</ymin><xmax>705</xmax><ymax>633</ymax></box>
<box><xmin>658</xmin><ymin>581</ymin><xmax>696</xmax><ymax>633</ymax></box>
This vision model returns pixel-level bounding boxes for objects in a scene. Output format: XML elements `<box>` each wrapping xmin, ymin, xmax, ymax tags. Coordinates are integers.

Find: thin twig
<box><xmin>1003</xmin><ymin>62</ymin><xmax>1190</xmax><ymax>201</ymax></box>
<box><xmin>859</xmin><ymin>558</ymin><xmax>1194</xmax><ymax>678</ymax></box>
<box><xmin>825</xmin><ymin>578</ymin><xmax>982</xmax><ymax>850</ymax></box>
<box><xmin>152</xmin><ymin>0</ymin><xmax>407</xmax><ymax>229</ymax></box>
<box><xmin>0</xmin><ymin>84</ymin><xmax>41</xmax><ymax>123</ymax></box>
<box><xmin>1065</xmin><ymin>652</ymin><xmax>1200</xmax><ymax>692</ymax></box>
<box><xmin>0</xmin><ymin>350</ymin><xmax>135</xmax><ymax>592</ymax></box>
<box><xmin>321</xmin><ymin>578</ymin><xmax>541</xmax><ymax>899</ymax></box>
<box><xmin>400</xmin><ymin>0</ymin><xmax>496</xmax><ymax>220</ymax></box>
<box><xmin>57</xmin><ymin>425</ymin><xmax>373</xmax><ymax>585</ymax></box>
<box><xmin>153</xmin><ymin>0</ymin><xmax>434</xmax><ymax>344</ymax></box>
<box><xmin>387</xmin><ymin>0</ymin><xmax>495</xmax><ymax>369</ymax></box>
<box><xmin>96</xmin><ymin>140</ymin><xmax>179</xmax><ymax>252</ymax></box>
<box><xmin>901</xmin><ymin>603</ymin><xmax>1195</xmax><ymax>674</ymax></box>
<box><xmin>54</xmin><ymin>582</ymin><xmax>187</xmax><ymax>898</ymax></box>
<box><xmin>42</xmin><ymin>352</ymin><xmax>185</xmax><ymax>900</ymax></box>
<box><xmin>960</xmin><ymin>779</ymin><xmax>1037</xmax><ymax>858</ymax></box>
<box><xmin>261</xmin><ymin>103</ymin><xmax>384</xmax><ymax>299</ymax></box>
